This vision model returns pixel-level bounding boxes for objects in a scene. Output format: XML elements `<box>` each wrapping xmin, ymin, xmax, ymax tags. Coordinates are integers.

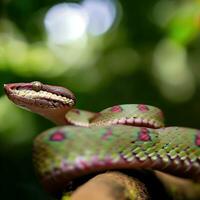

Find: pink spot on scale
<box><xmin>138</xmin><ymin>128</ymin><xmax>151</xmax><ymax>141</ymax></box>
<box><xmin>91</xmin><ymin>155</ymin><xmax>104</xmax><ymax>166</ymax></box>
<box><xmin>195</xmin><ymin>132</ymin><xmax>200</xmax><ymax>147</ymax></box>
<box><xmin>104</xmin><ymin>155</ymin><xmax>114</xmax><ymax>165</ymax></box>
<box><xmin>75</xmin><ymin>157</ymin><xmax>89</xmax><ymax>169</ymax></box>
<box><xmin>50</xmin><ymin>131</ymin><xmax>65</xmax><ymax>141</ymax></box>
<box><xmin>71</xmin><ymin>109</ymin><xmax>80</xmax><ymax>114</ymax></box>
<box><xmin>111</xmin><ymin>105</ymin><xmax>123</xmax><ymax>113</ymax></box>
<box><xmin>138</xmin><ymin>104</ymin><xmax>149</xmax><ymax>112</ymax></box>
<box><xmin>102</xmin><ymin>129</ymin><xmax>113</xmax><ymax>140</ymax></box>
<box><xmin>158</xmin><ymin>111</ymin><xmax>164</xmax><ymax>119</ymax></box>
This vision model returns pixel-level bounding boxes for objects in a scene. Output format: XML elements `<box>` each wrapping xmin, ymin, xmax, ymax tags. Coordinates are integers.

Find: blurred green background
<box><xmin>0</xmin><ymin>0</ymin><xmax>200</xmax><ymax>199</ymax></box>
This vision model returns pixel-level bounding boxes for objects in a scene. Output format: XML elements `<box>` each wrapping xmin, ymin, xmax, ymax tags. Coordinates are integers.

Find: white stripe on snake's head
<box><xmin>4</xmin><ymin>81</ymin><xmax>76</xmax><ymax>125</ymax></box>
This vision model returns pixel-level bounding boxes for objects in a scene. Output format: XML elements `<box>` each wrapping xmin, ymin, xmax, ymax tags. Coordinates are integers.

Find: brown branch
<box><xmin>68</xmin><ymin>172</ymin><xmax>149</xmax><ymax>200</ymax></box>
<box><xmin>61</xmin><ymin>171</ymin><xmax>200</xmax><ymax>200</ymax></box>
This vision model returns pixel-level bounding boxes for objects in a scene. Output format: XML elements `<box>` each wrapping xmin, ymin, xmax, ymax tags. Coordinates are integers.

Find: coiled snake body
<box><xmin>4</xmin><ymin>81</ymin><xmax>200</xmax><ymax>198</ymax></box>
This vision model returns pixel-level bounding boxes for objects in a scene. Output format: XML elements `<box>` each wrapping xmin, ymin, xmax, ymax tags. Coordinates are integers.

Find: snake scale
<box><xmin>4</xmin><ymin>81</ymin><xmax>200</xmax><ymax>199</ymax></box>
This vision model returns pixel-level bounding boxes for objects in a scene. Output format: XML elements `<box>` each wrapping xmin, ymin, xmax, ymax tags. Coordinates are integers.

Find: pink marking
<box><xmin>104</xmin><ymin>155</ymin><xmax>113</xmax><ymax>165</ymax></box>
<box><xmin>127</xmin><ymin>118</ymin><xmax>134</xmax><ymax>124</ymax></box>
<box><xmin>138</xmin><ymin>128</ymin><xmax>151</xmax><ymax>141</ymax></box>
<box><xmin>101</xmin><ymin>129</ymin><xmax>113</xmax><ymax>140</ymax></box>
<box><xmin>52</xmin><ymin>168</ymin><xmax>61</xmax><ymax>176</ymax></box>
<box><xmin>71</xmin><ymin>109</ymin><xmax>80</xmax><ymax>114</ymax></box>
<box><xmin>111</xmin><ymin>105</ymin><xmax>123</xmax><ymax>113</ymax></box>
<box><xmin>61</xmin><ymin>161</ymin><xmax>71</xmax><ymax>171</ymax></box>
<box><xmin>50</xmin><ymin>131</ymin><xmax>65</xmax><ymax>141</ymax></box>
<box><xmin>137</xmin><ymin>104</ymin><xmax>149</xmax><ymax>112</ymax></box>
<box><xmin>195</xmin><ymin>132</ymin><xmax>200</xmax><ymax>147</ymax></box>
<box><xmin>91</xmin><ymin>155</ymin><xmax>104</xmax><ymax>166</ymax></box>
<box><xmin>75</xmin><ymin>157</ymin><xmax>89</xmax><ymax>169</ymax></box>
<box><xmin>141</xmin><ymin>127</ymin><xmax>149</xmax><ymax>133</ymax></box>
<box><xmin>157</xmin><ymin>111</ymin><xmax>164</xmax><ymax>119</ymax></box>
<box><xmin>91</xmin><ymin>155</ymin><xmax>99</xmax><ymax>164</ymax></box>
<box><xmin>118</xmin><ymin>118</ymin><xmax>126</xmax><ymax>124</ymax></box>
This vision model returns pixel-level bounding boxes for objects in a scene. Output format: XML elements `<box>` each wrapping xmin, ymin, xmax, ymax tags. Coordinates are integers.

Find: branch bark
<box><xmin>68</xmin><ymin>172</ymin><xmax>149</xmax><ymax>200</ymax></box>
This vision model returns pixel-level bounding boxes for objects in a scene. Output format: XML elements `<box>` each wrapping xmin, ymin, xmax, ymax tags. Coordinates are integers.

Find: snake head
<box><xmin>4</xmin><ymin>81</ymin><xmax>76</xmax><ymax>125</ymax></box>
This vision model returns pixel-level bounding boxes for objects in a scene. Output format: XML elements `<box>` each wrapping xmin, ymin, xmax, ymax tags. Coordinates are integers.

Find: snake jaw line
<box><xmin>11</xmin><ymin>89</ymin><xmax>74</xmax><ymax>106</ymax></box>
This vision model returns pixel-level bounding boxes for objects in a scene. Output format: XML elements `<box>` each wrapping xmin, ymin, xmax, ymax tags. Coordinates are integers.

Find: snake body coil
<box><xmin>4</xmin><ymin>81</ymin><xmax>200</xmax><ymax>197</ymax></box>
<box><xmin>34</xmin><ymin>125</ymin><xmax>200</xmax><ymax>194</ymax></box>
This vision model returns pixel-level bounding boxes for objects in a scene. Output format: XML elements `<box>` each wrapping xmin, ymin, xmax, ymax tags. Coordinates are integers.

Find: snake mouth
<box><xmin>4</xmin><ymin>81</ymin><xmax>76</xmax><ymax>109</ymax></box>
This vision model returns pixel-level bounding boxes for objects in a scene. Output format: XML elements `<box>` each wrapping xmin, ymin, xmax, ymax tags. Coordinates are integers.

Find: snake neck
<box><xmin>39</xmin><ymin>107</ymin><xmax>70</xmax><ymax>125</ymax></box>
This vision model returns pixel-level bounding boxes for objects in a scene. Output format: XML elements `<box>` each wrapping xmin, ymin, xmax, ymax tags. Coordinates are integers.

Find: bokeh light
<box><xmin>44</xmin><ymin>0</ymin><xmax>118</xmax><ymax>45</ymax></box>
<box><xmin>82</xmin><ymin>0</ymin><xmax>117</xmax><ymax>36</ymax></box>
<box><xmin>153</xmin><ymin>38</ymin><xmax>195</xmax><ymax>102</ymax></box>
<box><xmin>44</xmin><ymin>3</ymin><xmax>88</xmax><ymax>44</ymax></box>
<box><xmin>154</xmin><ymin>0</ymin><xmax>200</xmax><ymax>45</ymax></box>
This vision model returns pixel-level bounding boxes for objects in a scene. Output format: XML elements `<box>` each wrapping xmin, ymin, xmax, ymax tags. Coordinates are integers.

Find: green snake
<box><xmin>4</xmin><ymin>81</ymin><xmax>200</xmax><ymax>198</ymax></box>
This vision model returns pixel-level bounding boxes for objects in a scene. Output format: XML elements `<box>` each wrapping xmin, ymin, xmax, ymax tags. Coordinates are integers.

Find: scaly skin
<box><xmin>66</xmin><ymin>104</ymin><xmax>164</xmax><ymax>128</ymax></box>
<box><xmin>3</xmin><ymin>81</ymin><xmax>200</xmax><ymax>199</ymax></box>
<box><xmin>33</xmin><ymin>125</ymin><xmax>200</xmax><ymax>195</ymax></box>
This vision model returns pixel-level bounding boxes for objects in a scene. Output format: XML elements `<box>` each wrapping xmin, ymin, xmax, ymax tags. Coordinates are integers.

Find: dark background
<box><xmin>0</xmin><ymin>0</ymin><xmax>200</xmax><ymax>199</ymax></box>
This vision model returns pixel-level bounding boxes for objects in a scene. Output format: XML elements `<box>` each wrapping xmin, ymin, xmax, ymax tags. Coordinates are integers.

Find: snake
<box><xmin>4</xmin><ymin>81</ymin><xmax>200</xmax><ymax>199</ymax></box>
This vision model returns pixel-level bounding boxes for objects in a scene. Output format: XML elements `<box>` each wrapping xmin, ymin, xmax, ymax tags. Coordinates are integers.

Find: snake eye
<box><xmin>32</xmin><ymin>81</ymin><xmax>42</xmax><ymax>91</ymax></box>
